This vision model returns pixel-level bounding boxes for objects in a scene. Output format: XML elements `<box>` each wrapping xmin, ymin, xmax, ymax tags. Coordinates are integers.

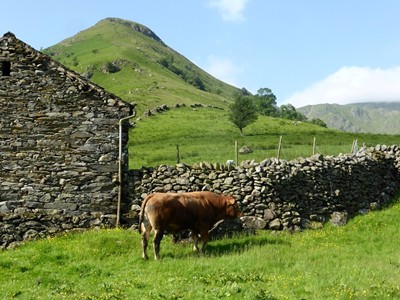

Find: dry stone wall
<box><xmin>128</xmin><ymin>145</ymin><xmax>400</xmax><ymax>231</ymax></box>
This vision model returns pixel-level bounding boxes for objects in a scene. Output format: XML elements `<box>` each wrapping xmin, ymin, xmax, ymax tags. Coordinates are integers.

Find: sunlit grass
<box><xmin>1</xmin><ymin>196</ymin><xmax>400</xmax><ymax>299</ymax></box>
<box><xmin>129</xmin><ymin>107</ymin><xmax>400</xmax><ymax>169</ymax></box>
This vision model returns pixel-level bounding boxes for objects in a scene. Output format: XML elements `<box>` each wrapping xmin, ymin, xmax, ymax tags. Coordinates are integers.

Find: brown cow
<box><xmin>139</xmin><ymin>191</ymin><xmax>241</xmax><ymax>260</ymax></box>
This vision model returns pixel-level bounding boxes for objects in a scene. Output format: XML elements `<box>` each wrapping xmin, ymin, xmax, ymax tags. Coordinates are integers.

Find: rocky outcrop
<box><xmin>141</xmin><ymin>103</ymin><xmax>223</xmax><ymax>119</ymax></box>
<box><xmin>101</xmin><ymin>18</ymin><xmax>165</xmax><ymax>45</ymax></box>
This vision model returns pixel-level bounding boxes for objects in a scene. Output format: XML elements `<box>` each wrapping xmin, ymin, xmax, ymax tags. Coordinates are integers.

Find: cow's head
<box><xmin>224</xmin><ymin>195</ymin><xmax>241</xmax><ymax>218</ymax></box>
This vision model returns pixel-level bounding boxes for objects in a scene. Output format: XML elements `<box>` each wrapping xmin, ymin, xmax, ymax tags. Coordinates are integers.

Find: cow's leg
<box><xmin>153</xmin><ymin>229</ymin><xmax>164</xmax><ymax>260</ymax></box>
<box><xmin>141</xmin><ymin>222</ymin><xmax>151</xmax><ymax>260</ymax></box>
<box><xmin>191</xmin><ymin>231</ymin><xmax>200</xmax><ymax>252</ymax></box>
<box><xmin>199</xmin><ymin>230</ymin><xmax>209</xmax><ymax>255</ymax></box>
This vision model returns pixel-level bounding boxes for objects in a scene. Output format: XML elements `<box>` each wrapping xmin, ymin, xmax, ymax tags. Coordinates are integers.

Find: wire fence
<box><xmin>172</xmin><ymin>136</ymin><xmax>362</xmax><ymax>166</ymax></box>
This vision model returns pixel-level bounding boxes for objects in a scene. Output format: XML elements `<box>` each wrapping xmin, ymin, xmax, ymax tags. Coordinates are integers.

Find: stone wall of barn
<box><xmin>127</xmin><ymin>145</ymin><xmax>400</xmax><ymax>231</ymax></box>
<box><xmin>0</xmin><ymin>32</ymin><xmax>134</xmax><ymax>249</ymax></box>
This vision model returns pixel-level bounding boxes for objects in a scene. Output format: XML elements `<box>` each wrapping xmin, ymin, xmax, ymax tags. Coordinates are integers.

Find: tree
<box><xmin>279</xmin><ymin>104</ymin><xmax>307</xmax><ymax>121</ymax></box>
<box><xmin>228</xmin><ymin>93</ymin><xmax>258</xmax><ymax>136</ymax></box>
<box><xmin>310</xmin><ymin>118</ymin><xmax>327</xmax><ymax>127</ymax></box>
<box><xmin>239</xmin><ymin>87</ymin><xmax>252</xmax><ymax>96</ymax></box>
<box><xmin>254</xmin><ymin>88</ymin><xmax>278</xmax><ymax>117</ymax></box>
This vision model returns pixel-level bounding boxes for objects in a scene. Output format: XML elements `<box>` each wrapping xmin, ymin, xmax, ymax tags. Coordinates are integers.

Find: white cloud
<box><xmin>205</xmin><ymin>55</ymin><xmax>242</xmax><ymax>86</ymax></box>
<box><xmin>208</xmin><ymin>0</ymin><xmax>249</xmax><ymax>22</ymax></box>
<box><xmin>283</xmin><ymin>66</ymin><xmax>400</xmax><ymax>108</ymax></box>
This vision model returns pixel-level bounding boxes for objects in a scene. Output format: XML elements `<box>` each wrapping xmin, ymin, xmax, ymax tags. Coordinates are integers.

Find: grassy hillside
<box><xmin>130</xmin><ymin>106</ymin><xmax>400</xmax><ymax>168</ymax></box>
<box><xmin>43</xmin><ymin>18</ymin><xmax>238</xmax><ymax>115</ymax></box>
<box><xmin>43</xmin><ymin>17</ymin><xmax>400</xmax><ymax>168</ymax></box>
<box><xmin>1</xmin><ymin>195</ymin><xmax>399</xmax><ymax>299</ymax></box>
<box><xmin>298</xmin><ymin>102</ymin><xmax>400</xmax><ymax>134</ymax></box>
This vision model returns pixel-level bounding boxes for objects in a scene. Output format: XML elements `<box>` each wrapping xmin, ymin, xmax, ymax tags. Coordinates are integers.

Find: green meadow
<box><xmin>129</xmin><ymin>106</ymin><xmax>400</xmax><ymax>169</ymax></box>
<box><xmin>1</xmin><ymin>195</ymin><xmax>399</xmax><ymax>299</ymax></box>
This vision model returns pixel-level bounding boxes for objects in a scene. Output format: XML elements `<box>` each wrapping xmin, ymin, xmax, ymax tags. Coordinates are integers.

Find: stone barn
<box><xmin>0</xmin><ymin>32</ymin><xmax>135</xmax><ymax>248</ymax></box>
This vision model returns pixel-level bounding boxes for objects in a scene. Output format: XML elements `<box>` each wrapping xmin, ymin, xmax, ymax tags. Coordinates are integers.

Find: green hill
<box><xmin>43</xmin><ymin>17</ymin><xmax>238</xmax><ymax>115</ymax></box>
<box><xmin>43</xmin><ymin>18</ymin><xmax>400</xmax><ymax>167</ymax></box>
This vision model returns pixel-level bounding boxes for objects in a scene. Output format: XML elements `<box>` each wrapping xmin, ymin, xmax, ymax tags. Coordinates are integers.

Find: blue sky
<box><xmin>2</xmin><ymin>0</ymin><xmax>400</xmax><ymax>107</ymax></box>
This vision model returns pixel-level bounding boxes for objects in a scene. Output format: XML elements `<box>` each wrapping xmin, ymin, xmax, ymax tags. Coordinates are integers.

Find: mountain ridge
<box><xmin>298</xmin><ymin>102</ymin><xmax>400</xmax><ymax>134</ymax></box>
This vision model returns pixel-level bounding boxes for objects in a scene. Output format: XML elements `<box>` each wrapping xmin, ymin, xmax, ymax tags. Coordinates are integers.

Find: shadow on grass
<box><xmin>140</xmin><ymin>230</ymin><xmax>292</xmax><ymax>261</ymax></box>
<box><xmin>205</xmin><ymin>233</ymin><xmax>290</xmax><ymax>257</ymax></box>
<box><xmin>157</xmin><ymin>232</ymin><xmax>290</xmax><ymax>259</ymax></box>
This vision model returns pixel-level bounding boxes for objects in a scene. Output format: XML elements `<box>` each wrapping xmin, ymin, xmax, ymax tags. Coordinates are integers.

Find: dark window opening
<box><xmin>1</xmin><ymin>61</ymin><xmax>11</xmax><ymax>76</ymax></box>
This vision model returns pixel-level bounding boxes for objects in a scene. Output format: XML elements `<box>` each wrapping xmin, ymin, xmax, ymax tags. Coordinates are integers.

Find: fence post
<box><xmin>313</xmin><ymin>137</ymin><xmax>316</xmax><ymax>155</ymax></box>
<box><xmin>277</xmin><ymin>136</ymin><xmax>282</xmax><ymax>159</ymax></box>
<box><xmin>352</xmin><ymin>139</ymin><xmax>358</xmax><ymax>154</ymax></box>
<box><xmin>351</xmin><ymin>140</ymin><xmax>355</xmax><ymax>153</ymax></box>
<box><xmin>235</xmin><ymin>140</ymin><xmax>238</xmax><ymax>166</ymax></box>
<box><xmin>176</xmin><ymin>144</ymin><xmax>180</xmax><ymax>163</ymax></box>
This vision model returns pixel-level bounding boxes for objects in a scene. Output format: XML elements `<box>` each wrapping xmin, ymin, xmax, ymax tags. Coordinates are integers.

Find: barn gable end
<box><xmin>0</xmin><ymin>32</ymin><xmax>135</xmax><ymax>248</ymax></box>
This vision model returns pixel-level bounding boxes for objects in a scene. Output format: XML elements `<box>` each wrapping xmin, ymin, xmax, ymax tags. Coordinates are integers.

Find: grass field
<box><xmin>129</xmin><ymin>106</ymin><xmax>400</xmax><ymax>169</ymax></box>
<box><xmin>1</xmin><ymin>195</ymin><xmax>399</xmax><ymax>299</ymax></box>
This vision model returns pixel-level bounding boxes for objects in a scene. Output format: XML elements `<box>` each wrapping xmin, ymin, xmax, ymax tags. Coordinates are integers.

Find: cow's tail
<box><xmin>138</xmin><ymin>194</ymin><xmax>151</xmax><ymax>234</ymax></box>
